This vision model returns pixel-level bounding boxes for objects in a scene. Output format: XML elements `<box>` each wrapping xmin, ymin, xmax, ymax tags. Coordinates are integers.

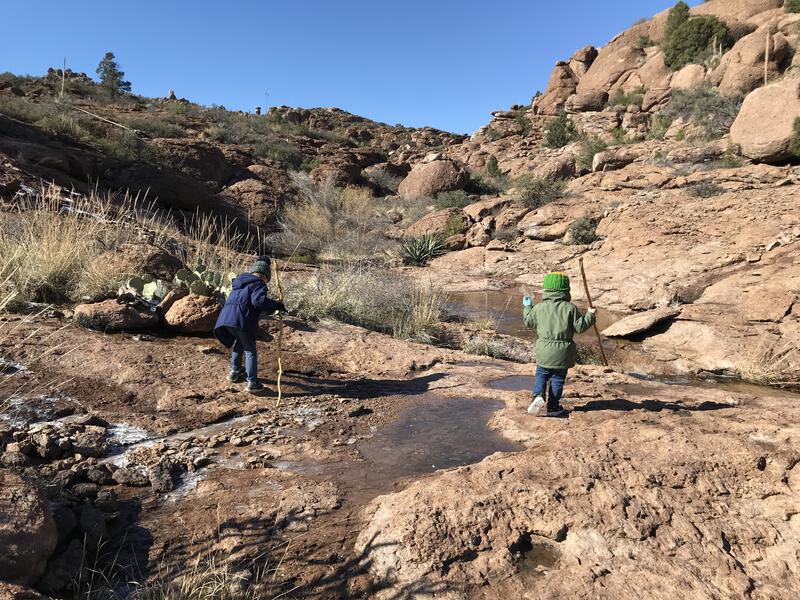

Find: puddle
<box><xmin>447</xmin><ymin>289</ymin><xmax>623</xmax><ymax>343</ymax></box>
<box><xmin>0</xmin><ymin>357</ymin><xmax>27</xmax><ymax>375</ymax></box>
<box><xmin>625</xmin><ymin>372</ymin><xmax>800</xmax><ymax>399</ymax></box>
<box><xmin>488</xmin><ymin>375</ymin><xmax>535</xmax><ymax>392</ymax></box>
<box><xmin>0</xmin><ymin>394</ymin><xmax>77</xmax><ymax>427</ymax></box>
<box><xmin>516</xmin><ymin>541</ymin><xmax>560</xmax><ymax>579</ymax></box>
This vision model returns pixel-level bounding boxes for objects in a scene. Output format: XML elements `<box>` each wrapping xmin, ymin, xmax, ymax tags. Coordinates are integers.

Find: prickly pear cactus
<box><xmin>118</xmin><ymin>276</ymin><xmax>173</xmax><ymax>304</ymax></box>
<box><xmin>174</xmin><ymin>262</ymin><xmax>236</xmax><ymax>300</ymax></box>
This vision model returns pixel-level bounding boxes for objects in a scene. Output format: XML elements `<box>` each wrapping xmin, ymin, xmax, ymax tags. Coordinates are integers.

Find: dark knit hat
<box><xmin>543</xmin><ymin>272</ymin><xmax>570</xmax><ymax>291</ymax></box>
<box><xmin>250</xmin><ymin>255</ymin><xmax>271</xmax><ymax>279</ymax></box>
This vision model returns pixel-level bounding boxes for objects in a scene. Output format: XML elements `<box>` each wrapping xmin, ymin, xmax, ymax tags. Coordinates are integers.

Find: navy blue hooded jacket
<box><xmin>214</xmin><ymin>273</ymin><xmax>286</xmax><ymax>348</ymax></box>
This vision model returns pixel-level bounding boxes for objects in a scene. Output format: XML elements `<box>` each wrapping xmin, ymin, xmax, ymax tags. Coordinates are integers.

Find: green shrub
<box><xmin>124</xmin><ymin>116</ymin><xmax>185</xmax><ymax>138</ymax></box>
<box><xmin>483</xmin><ymin>126</ymin><xmax>502</xmax><ymax>142</ymax></box>
<box><xmin>96</xmin><ymin>52</ymin><xmax>131</xmax><ymax>97</ymax></box>
<box><xmin>486</xmin><ymin>155</ymin><xmax>501</xmax><ymax>178</ymax></box>
<box><xmin>493</xmin><ymin>226</ymin><xmax>517</xmax><ymax>242</ymax></box>
<box><xmin>663</xmin><ymin>15</ymin><xmax>731</xmax><ymax>70</ymax></box>
<box><xmin>465</xmin><ymin>172</ymin><xmax>505</xmax><ymax>195</ymax></box>
<box><xmin>288</xmin><ymin>264</ymin><xmax>447</xmax><ymax>343</ymax></box>
<box><xmin>444</xmin><ymin>214</ymin><xmax>467</xmax><ymax>237</ymax></box>
<box><xmin>608</xmin><ymin>87</ymin><xmax>646</xmax><ymax>109</ymax></box>
<box><xmin>366</xmin><ymin>168</ymin><xmax>403</xmax><ymax>193</ymax></box>
<box><xmin>663</xmin><ymin>85</ymin><xmax>742</xmax><ymax>138</ymax></box>
<box><xmin>434</xmin><ymin>190</ymin><xmax>471</xmax><ymax>209</ymax></box>
<box><xmin>97</xmin><ymin>131</ymin><xmax>165</xmax><ymax>163</ymax></box>
<box><xmin>515</xmin><ymin>176</ymin><xmax>566</xmax><ymax>209</ymax></box>
<box><xmin>568</xmin><ymin>215</ymin><xmax>600</xmax><ymax>245</ymax></box>
<box><xmin>786</xmin><ymin>0</ymin><xmax>800</xmax><ymax>13</ymax></box>
<box><xmin>664</xmin><ymin>1</ymin><xmax>690</xmax><ymax>41</ymax></box>
<box><xmin>515</xmin><ymin>110</ymin><xmax>532</xmax><ymax>134</ymax></box>
<box><xmin>721</xmin><ymin>145</ymin><xmax>744</xmax><ymax>168</ymax></box>
<box><xmin>0</xmin><ymin>96</ymin><xmax>49</xmax><ymax>123</ymax></box>
<box><xmin>36</xmin><ymin>114</ymin><xmax>92</xmax><ymax>143</ymax></box>
<box><xmin>789</xmin><ymin>117</ymin><xmax>800</xmax><ymax>158</ymax></box>
<box><xmin>648</xmin><ymin>114</ymin><xmax>673</xmax><ymax>140</ymax></box>
<box><xmin>637</xmin><ymin>35</ymin><xmax>655</xmax><ymax>48</ymax></box>
<box><xmin>544</xmin><ymin>111</ymin><xmax>578</xmax><ymax>148</ymax></box>
<box><xmin>577</xmin><ymin>136</ymin><xmax>608</xmax><ymax>170</ymax></box>
<box><xmin>401</xmin><ymin>234</ymin><xmax>446</xmax><ymax>266</ymax></box>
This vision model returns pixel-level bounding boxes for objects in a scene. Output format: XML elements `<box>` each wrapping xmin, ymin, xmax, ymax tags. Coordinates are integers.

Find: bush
<box><xmin>686</xmin><ymin>181</ymin><xmax>724</xmax><ymax>198</ymax></box>
<box><xmin>444</xmin><ymin>214</ymin><xmax>468</xmax><ymax>237</ymax></box>
<box><xmin>786</xmin><ymin>0</ymin><xmax>800</xmax><ymax>13</ymax></box>
<box><xmin>515</xmin><ymin>110</ymin><xmax>532</xmax><ymax>134</ymax></box>
<box><xmin>0</xmin><ymin>96</ymin><xmax>49</xmax><ymax>123</ymax></box>
<box><xmin>648</xmin><ymin>114</ymin><xmax>673</xmax><ymax>140</ymax></box>
<box><xmin>544</xmin><ymin>111</ymin><xmax>579</xmax><ymax>148</ymax></box>
<box><xmin>36</xmin><ymin>113</ymin><xmax>92</xmax><ymax>143</ymax></box>
<box><xmin>401</xmin><ymin>234</ymin><xmax>446</xmax><ymax>266</ymax></box>
<box><xmin>664</xmin><ymin>1</ymin><xmax>690</xmax><ymax>41</ymax></box>
<box><xmin>465</xmin><ymin>172</ymin><xmax>506</xmax><ymax>195</ymax></box>
<box><xmin>124</xmin><ymin>116</ymin><xmax>185</xmax><ymax>138</ymax></box>
<box><xmin>486</xmin><ymin>155</ymin><xmax>501</xmax><ymax>178</ymax></box>
<box><xmin>663</xmin><ymin>15</ymin><xmax>731</xmax><ymax>70</ymax></box>
<box><xmin>97</xmin><ymin>130</ymin><xmax>166</xmax><ymax>163</ymax></box>
<box><xmin>663</xmin><ymin>85</ymin><xmax>742</xmax><ymax>138</ymax></box>
<box><xmin>720</xmin><ymin>145</ymin><xmax>744</xmax><ymax>168</ymax></box>
<box><xmin>568</xmin><ymin>215</ymin><xmax>600</xmax><ymax>245</ymax></box>
<box><xmin>274</xmin><ymin>173</ymin><xmax>385</xmax><ymax>260</ymax></box>
<box><xmin>433</xmin><ymin>190</ymin><xmax>471</xmax><ymax>209</ymax></box>
<box><xmin>461</xmin><ymin>335</ymin><xmax>533</xmax><ymax>362</ymax></box>
<box><xmin>366</xmin><ymin>168</ymin><xmax>403</xmax><ymax>193</ymax></box>
<box><xmin>576</xmin><ymin>136</ymin><xmax>608</xmax><ymax>170</ymax></box>
<box><xmin>608</xmin><ymin>87</ymin><xmax>646</xmax><ymax>109</ymax></box>
<box><xmin>515</xmin><ymin>176</ymin><xmax>566</xmax><ymax>209</ymax></box>
<box><xmin>789</xmin><ymin>117</ymin><xmax>800</xmax><ymax>158</ymax></box>
<box><xmin>288</xmin><ymin>263</ymin><xmax>447</xmax><ymax>343</ymax></box>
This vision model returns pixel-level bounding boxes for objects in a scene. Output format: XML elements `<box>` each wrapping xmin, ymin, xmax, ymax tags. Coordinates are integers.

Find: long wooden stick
<box><xmin>578</xmin><ymin>257</ymin><xmax>609</xmax><ymax>367</ymax></box>
<box><xmin>273</xmin><ymin>258</ymin><xmax>285</xmax><ymax>408</ymax></box>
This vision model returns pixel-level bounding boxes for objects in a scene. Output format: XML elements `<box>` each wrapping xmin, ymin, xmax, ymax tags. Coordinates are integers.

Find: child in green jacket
<box><xmin>523</xmin><ymin>272</ymin><xmax>596</xmax><ymax>417</ymax></box>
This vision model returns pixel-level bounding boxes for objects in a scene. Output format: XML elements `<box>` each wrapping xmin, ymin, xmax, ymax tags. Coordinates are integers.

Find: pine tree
<box><xmin>96</xmin><ymin>52</ymin><xmax>131</xmax><ymax>97</ymax></box>
<box><xmin>664</xmin><ymin>1</ymin><xmax>690</xmax><ymax>41</ymax></box>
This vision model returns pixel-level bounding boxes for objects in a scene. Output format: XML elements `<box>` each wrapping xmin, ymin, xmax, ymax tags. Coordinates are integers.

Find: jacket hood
<box><xmin>542</xmin><ymin>289</ymin><xmax>571</xmax><ymax>302</ymax></box>
<box><xmin>232</xmin><ymin>273</ymin><xmax>263</xmax><ymax>290</ymax></box>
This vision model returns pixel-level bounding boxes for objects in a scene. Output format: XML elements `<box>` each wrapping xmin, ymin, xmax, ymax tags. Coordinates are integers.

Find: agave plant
<box><xmin>401</xmin><ymin>234</ymin><xmax>447</xmax><ymax>266</ymax></box>
<box><xmin>174</xmin><ymin>263</ymin><xmax>237</xmax><ymax>299</ymax></box>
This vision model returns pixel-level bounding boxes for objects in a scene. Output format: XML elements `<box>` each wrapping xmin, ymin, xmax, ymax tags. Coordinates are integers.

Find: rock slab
<box><xmin>601</xmin><ymin>307</ymin><xmax>681</xmax><ymax>338</ymax></box>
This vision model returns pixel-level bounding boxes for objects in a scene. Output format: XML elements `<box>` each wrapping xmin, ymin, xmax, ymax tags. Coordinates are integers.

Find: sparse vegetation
<box><xmin>662</xmin><ymin>85</ymin><xmax>742</xmax><ymax>138</ymax></box>
<box><xmin>401</xmin><ymin>234</ymin><xmax>446</xmax><ymax>266</ymax></box>
<box><xmin>461</xmin><ymin>334</ymin><xmax>532</xmax><ymax>362</ymax></box>
<box><xmin>433</xmin><ymin>190</ymin><xmax>471</xmax><ymax>209</ymax></box>
<box><xmin>720</xmin><ymin>145</ymin><xmax>744</xmax><ymax>168</ymax></box>
<box><xmin>785</xmin><ymin>0</ymin><xmax>800</xmax><ymax>13</ymax></box>
<box><xmin>568</xmin><ymin>215</ymin><xmax>600</xmax><ymax>245</ymax></box>
<box><xmin>288</xmin><ymin>263</ymin><xmax>447</xmax><ymax>343</ymax></box>
<box><xmin>515</xmin><ymin>110</ymin><xmax>532</xmax><ymax>134</ymax></box>
<box><xmin>648</xmin><ymin>114</ymin><xmax>674</xmax><ymax>140</ymax></box>
<box><xmin>515</xmin><ymin>176</ymin><xmax>566</xmax><ymax>209</ymax></box>
<box><xmin>444</xmin><ymin>214</ymin><xmax>468</xmax><ymax>237</ymax></box>
<box><xmin>365</xmin><ymin>168</ymin><xmax>403</xmax><ymax>193</ymax></box>
<box><xmin>577</xmin><ymin>136</ymin><xmax>608</xmax><ymax>170</ymax></box>
<box><xmin>466</xmin><ymin>171</ymin><xmax>508</xmax><ymax>195</ymax></box>
<box><xmin>124</xmin><ymin>116</ymin><xmax>186</xmax><ymax>138</ymax></box>
<box><xmin>544</xmin><ymin>111</ymin><xmax>579</xmax><ymax>148</ymax></box>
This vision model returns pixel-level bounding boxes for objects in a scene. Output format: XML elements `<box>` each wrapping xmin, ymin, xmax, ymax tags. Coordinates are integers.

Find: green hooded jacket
<box><xmin>523</xmin><ymin>289</ymin><xmax>596</xmax><ymax>369</ymax></box>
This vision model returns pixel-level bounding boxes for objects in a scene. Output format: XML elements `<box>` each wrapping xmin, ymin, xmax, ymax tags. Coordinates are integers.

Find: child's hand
<box><xmin>586</xmin><ymin>307</ymin><xmax>596</xmax><ymax>315</ymax></box>
<box><xmin>523</xmin><ymin>295</ymin><xmax>533</xmax><ymax>307</ymax></box>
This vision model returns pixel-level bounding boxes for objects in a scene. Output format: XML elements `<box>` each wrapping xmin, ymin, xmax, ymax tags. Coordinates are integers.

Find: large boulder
<box><xmin>397</xmin><ymin>155</ymin><xmax>468</xmax><ymax>199</ymax></box>
<box><xmin>532</xmin><ymin>62</ymin><xmax>579</xmax><ymax>116</ymax></box>
<box><xmin>568</xmin><ymin>45</ymin><xmax>598</xmax><ymax>79</ymax></box>
<box><xmin>602</xmin><ymin>308</ymin><xmax>682</xmax><ymax>339</ymax></box>
<box><xmin>163</xmin><ymin>294</ymin><xmax>221</xmax><ymax>334</ymax></box>
<box><xmin>0</xmin><ymin>472</ymin><xmax>57</xmax><ymax>586</ymax></box>
<box><xmin>74</xmin><ymin>300</ymin><xmax>159</xmax><ymax>332</ymax></box>
<box><xmin>670</xmin><ymin>64</ymin><xmax>707</xmax><ymax>91</ymax></box>
<box><xmin>91</xmin><ymin>242</ymin><xmax>185</xmax><ymax>282</ymax></box>
<box><xmin>711</xmin><ymin>29</ymin><xmax>790</xmax><ymax>98</ymax></box>
<box><xmin>577</xmin><ymin>46</ymin><xmax>645</xmax><ymax>94</ymax></box>
<box><xmin>565</xmin><ymin>90</ymin><xmax>608</xmax><ymax>113</ymax></box>
<box><xmin>404</xmin><ymin>208</ymin><xmax>468</xmax><ymax>239</ymax></box>
<box><xmin>730</xmin><ymin>77</ymin><xmax>800</xmax><ymax>162</ymax></box>
<box><xmin>692</xmin><ymin>0</ymin><xmax>782</xmax><ymax>25</ymax></box>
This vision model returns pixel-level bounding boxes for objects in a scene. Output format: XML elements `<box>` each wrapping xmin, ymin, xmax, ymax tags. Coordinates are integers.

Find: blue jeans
<box><xmin>225</xmin><ymin>326</ymin><xmax>258</xmax><ymax>384</ymax></box>
<box><xmin>533</xmin><ymin>366</ymin><xmax>568</xmax><ymax>410</ymax></box>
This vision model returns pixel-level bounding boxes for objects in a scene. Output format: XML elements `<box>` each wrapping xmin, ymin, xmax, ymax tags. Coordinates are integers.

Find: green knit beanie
<box><xmin>250</xmin><ymin>255</ymin><xmax>272</xmax><ymax>280</ymax></box>
<box><xmin>543</xmin><ymin>271</ymin><xmax>570</xmax><ymax>291</ymax></box>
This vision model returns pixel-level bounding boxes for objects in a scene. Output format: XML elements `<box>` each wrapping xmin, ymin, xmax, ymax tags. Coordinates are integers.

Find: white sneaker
<box><xmin>527</xmin><ymin>396</ymin><xmax>545</xmax><ymax>415</ymax></box>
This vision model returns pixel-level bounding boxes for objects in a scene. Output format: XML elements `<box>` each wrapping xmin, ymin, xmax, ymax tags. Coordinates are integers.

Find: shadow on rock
<box><xmin>573</xmin><ymin>397</ymin><xmax>735</xmax><ymax>413</ymax></box>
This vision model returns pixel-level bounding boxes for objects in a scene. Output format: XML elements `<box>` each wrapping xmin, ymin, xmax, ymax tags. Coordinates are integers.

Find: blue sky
<box><xmin>0</xmin><ymin>1</ymin><xmax>698</xmax><ymax>133</ymax></box>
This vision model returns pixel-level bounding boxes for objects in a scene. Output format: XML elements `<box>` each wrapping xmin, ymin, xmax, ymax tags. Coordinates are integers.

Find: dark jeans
<box><xmin>224</xmin><ymin>326</ymin><xmax>258</xmax><ymax>384</ymax></box>
<box><xmin>533</xmin><ymin>366</ymin><xmax>568</xmax><ymax>410</ymax></box>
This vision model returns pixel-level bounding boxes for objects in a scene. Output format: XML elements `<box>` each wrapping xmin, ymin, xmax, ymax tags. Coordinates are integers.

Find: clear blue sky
<box><xmin>0</xmin><ymin>1</ymin><xmax>698</xmax><ymax>134</ymax></box>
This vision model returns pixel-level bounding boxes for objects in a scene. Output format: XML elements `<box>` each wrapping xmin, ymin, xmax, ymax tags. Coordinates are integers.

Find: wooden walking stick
<box><xmin>272</xmin><ymin>258</ymin><xmax>286</xmax><ymax>408</ymax></box>
<box><xmin>578</xmin><ymin>257</ymin><xmax>609</xmax><ymax>367</ymax></box>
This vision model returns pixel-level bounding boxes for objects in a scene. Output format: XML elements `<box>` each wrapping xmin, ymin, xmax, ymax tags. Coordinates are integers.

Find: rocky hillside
<box><xmin>0</xmin><ymin>70</ymin><xmax>464</xmax><ymax>231</ymax></box>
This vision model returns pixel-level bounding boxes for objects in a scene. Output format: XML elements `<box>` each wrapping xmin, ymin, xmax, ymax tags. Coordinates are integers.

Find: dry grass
<box><xmin>287</xmin><ymin>263</ymin><xmax>448</xmax><ymax>343</ymax></box>
<box><xmin>736</xmin><ymin>338</ymin><xmax>799</xmax><ymax>387</ymax></box>
<box><xmin>0</xmin><ymin>185</ymin><xmax>260</xmax><ymax>305</ymax></box>
<box><xmin>272</xmin><ymin>173</ymin><xmax>393</xmax><ymax>261</ymax></box>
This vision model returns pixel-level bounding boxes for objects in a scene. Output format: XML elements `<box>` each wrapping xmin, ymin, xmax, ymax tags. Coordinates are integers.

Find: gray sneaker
<box><xmin>542</xmin><ymin>406</ymin><xmax>568</xmax><ymax>418</ymax></box>
<box><xmin>227</xmin><ymin>370</ymin><xmax>246</xmax><ymax>383</ymax></box>
<box><xmin>246</xmin><ymin>380</ymin><xmax>264</xmax><ymax>394</ymax></box>
<box><xmin>527</xmin><ymin>396</ymin><xmax>545</xmax><ymax>415</ymax></box>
